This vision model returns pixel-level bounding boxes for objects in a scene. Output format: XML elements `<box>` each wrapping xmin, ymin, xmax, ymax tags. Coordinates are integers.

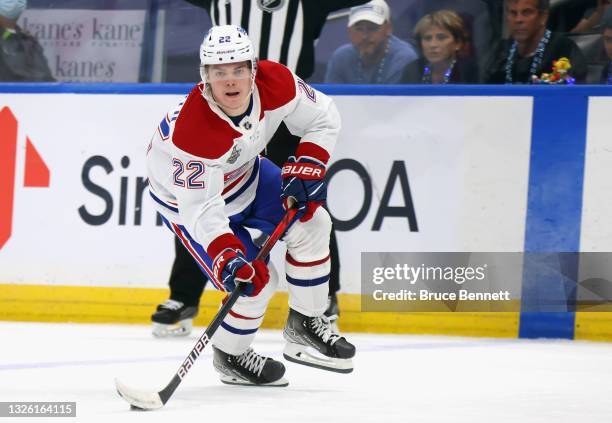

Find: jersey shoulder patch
<box><xmin>173</xmin><ymin>84</ymin><xmax>242</xmax><ymax>160</ymax></box>
<box><xmin>256</xmin><ymin>60</ymin><xmax>296</xmax><ymax>116</ymax></box>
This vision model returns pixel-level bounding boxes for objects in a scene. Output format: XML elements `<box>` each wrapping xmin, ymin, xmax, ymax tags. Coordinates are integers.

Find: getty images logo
<box><xmin>0</xmin><ymin>107</ymin><xmax>50</xmax><ymax>250</ymax></box>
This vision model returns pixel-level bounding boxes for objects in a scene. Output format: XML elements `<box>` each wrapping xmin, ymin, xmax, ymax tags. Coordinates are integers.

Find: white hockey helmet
<box><xmin>199</xmin><ymin>25</ymin><xmax>257</xmax><ymax>85</ymax></box>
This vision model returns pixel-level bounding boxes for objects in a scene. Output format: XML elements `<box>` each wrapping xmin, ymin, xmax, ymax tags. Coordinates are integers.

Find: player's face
<box><xmin>349</xmin><ymin>20</ymin><xmax>391</xmax><ymax>60</ymax></box>
<box><xmin>604</xmin><ymin>28</ymin><xmax>612</xmax><ymax>60</ymax></box>
<box><xmin>506</xmin><ymin>0</ymin><xmax>548</xmax><ymax>44</ymax></box>
<box><xmin>420</xmin><ymin>25</ymin><xmax>461</xmax><ymax>65</ymax></box>
<box><xmin>207</xmin><ymin>61</ymin><xmax>252</xmax><ymax>116</ymax></box>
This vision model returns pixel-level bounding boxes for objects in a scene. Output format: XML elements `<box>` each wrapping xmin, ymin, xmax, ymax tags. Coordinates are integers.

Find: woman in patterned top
<box><xmin>400</xmin><ymin>9</ymin><xmax>478</xmax><ymax>84</ymax></box>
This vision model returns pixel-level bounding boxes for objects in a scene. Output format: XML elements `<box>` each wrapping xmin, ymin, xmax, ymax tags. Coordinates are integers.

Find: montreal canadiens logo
<box><xmin>257</xmin><ymin>0</ymin><xmax>286</xmax><ymax>12</ymax></box>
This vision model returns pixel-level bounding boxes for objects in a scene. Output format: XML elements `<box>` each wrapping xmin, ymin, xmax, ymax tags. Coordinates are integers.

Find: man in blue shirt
<box><xmin>325</xmin><ymin>0</ymin><xmax>418</xmax><ymax>84</ymax></box>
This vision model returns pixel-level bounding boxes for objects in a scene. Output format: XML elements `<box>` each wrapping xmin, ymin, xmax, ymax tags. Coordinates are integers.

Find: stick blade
<box><xmin>115</xmin><ymin>378</ymin><xmax>164</xmax><ymax>410</ymax></box>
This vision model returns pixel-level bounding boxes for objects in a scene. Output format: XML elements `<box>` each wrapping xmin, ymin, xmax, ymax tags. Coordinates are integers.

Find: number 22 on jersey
<box><xmin>173</xmin><ymin>158</ymin><xmax>205</xmax><ymax>189</ymax></box>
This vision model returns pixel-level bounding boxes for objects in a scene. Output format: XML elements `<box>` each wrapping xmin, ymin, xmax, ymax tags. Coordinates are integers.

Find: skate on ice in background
<box><xmin>151</xmin><ymin>299</ymin><xmax>198</xmax><ymax>337</ymax></box>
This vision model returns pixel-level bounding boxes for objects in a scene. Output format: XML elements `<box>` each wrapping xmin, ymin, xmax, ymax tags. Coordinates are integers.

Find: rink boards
<box><xmin>0</xmin><ymin>84</ymin><xmax>611</xmax><ymax>341</ymax></box>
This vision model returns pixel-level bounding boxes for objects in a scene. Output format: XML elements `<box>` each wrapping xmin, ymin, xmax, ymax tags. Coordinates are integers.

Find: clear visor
<box><xmin>205</xmin><ymin>65</ymin><xmax>252</xmax><ymax>82</ymax></box>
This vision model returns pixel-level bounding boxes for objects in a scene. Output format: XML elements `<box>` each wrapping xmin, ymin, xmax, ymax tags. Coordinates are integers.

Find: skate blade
<box><xmin>283</xmin><ymin>342</ymin><xmax>353</xmax><ymax>374</ymax></box>
<box><xmin>152</xmin><ymin>320</ymin><xmax>193</xmax><ymax>337</ymax></box>
<box><xmin>219</xmin><ymin>374</ymin><xmax>289</xmax><ymax>387</ymax></box>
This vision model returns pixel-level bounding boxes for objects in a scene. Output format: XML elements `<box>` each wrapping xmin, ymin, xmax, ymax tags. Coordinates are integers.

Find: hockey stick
<box><xmin>115</xmin><ymin>206</ymin><xmax>298</xmax><ymax>410</ymax></box>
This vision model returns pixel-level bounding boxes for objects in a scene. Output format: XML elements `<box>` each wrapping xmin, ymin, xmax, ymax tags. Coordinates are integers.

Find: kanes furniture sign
<box><xmin>19</xmin><ymin>10</ymin><xmax>145</xmax><ymax>82</ymax></box>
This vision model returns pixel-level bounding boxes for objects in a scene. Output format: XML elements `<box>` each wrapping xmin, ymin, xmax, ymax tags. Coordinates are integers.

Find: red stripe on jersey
<box><xmin>173</xmin><ymin>84</ymin><xmax>241</xmax><ymax>159</ymax></box>
<box><xmin>256</xmin><ymin>61</ymin><xmax>296</xmax><ymax>120</ymax></box>
<box><xmin>295</xmin><ymin>142</ymin><xmax>330</xmax><ymax>165</ymax></box>
<box><xmin>172</xmin><ymin>223</ymin><xmax>223</xmax><ymax>291</ymax></box>
<box><xmin>222</xmin><ymin>170</ymin><xmax>248</xmax><ymax>195</ymax></box>
<box><xmin>285</xmin><ymin>252</ymin><xmax>330</xmax><ymax>267</ymax></box>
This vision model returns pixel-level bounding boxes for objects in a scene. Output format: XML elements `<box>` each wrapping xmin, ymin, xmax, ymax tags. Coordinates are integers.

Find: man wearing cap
<box><xmin>325</xmin><ymin>0</ymin><xmax>418</xmax><ymax>84</ymax></box>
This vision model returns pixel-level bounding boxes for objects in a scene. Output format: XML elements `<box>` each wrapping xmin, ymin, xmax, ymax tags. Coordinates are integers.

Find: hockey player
<box><xmin>146</xmin><ymin>25</ymin><xmax>355</xmax><ymax>386</ymax></box>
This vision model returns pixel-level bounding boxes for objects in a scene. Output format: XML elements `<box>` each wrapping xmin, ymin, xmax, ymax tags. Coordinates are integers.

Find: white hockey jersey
<box><xmin>147</xmin><ymin>60</ymin><xmax>340</xmax><ymax>260</ymax></box>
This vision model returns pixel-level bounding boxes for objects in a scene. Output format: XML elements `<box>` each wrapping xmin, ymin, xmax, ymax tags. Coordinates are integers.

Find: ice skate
<box><xmin>213</xmin><ymin>346</ymin><xmax>288</xmax><ymax>387</ymax></box>
<box><xmin>151</xmin><ymin>299</ymin><xmax>198</xmax><ymax>337</ymax></box>
<box><xmin>283</xmin><ymin>308</ymin><xmax>355</xmax><ymax>373</ymax></box>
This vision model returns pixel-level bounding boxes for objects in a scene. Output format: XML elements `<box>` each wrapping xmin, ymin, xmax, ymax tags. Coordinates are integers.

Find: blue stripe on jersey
<box><xmin>159</xmin><ymin>117</ymin><xmax>170</xmax><ymax>138</ymax></box>
<box><xmin>220</xmin><ymin>322</ymin><xmax>258</xmax><ymax>335</ymax></box>
<box><xmin>149</xmin><ymin>190</ymin><xmax>179</xmax><ymax>213</ymax></box>
<box><xmin>225</xmin><ymin>157</ymin><xmax>260</xmax><ymax>204</ymax></box>
<box><xmin>286</xmin><ymin>275</ymin><xmax>329</xmax><ymax>287</ymax></box>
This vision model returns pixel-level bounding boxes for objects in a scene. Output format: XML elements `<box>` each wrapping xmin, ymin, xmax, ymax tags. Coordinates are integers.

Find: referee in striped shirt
<box><xmin>185</xmin><ymin>0</ymin><xmax>369</xmax><ymax>79</ymax></box>
<box><xmin>154</xmin><ymin>0</ymin><xmax>369</xmax><ymax>334</ymax></box>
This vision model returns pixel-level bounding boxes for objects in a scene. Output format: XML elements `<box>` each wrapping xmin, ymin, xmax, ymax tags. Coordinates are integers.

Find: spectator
<box><xmin>571</xmin><ymin>0</ymin><xmax>611</xmax><ymax>33</ymax></box>
<box><xmin>601</xmin><ymin>8</ymin><xmax>612</xmax><ymax>83</ymax></box>
<box><xmin>400</xmin><ymin>10</ymin><xmax>479</xmax><ymax>84</ymax></box>
<box><xmin>0</xmin><ymin>0</ymin><xmax>54</xmax><ymax>81</ymax></box>
<box><xmin>324</xmin><ymin>0</ymin><xmax>418</xmax><ymax>84</ymax></box>
<box><xmin>485</xmin><ymin>0</ymin><xmax>588</xmax><ymax>84</ymax></box>
<box><xmin>395</xmin><ymin>0</ymin><xmax>496</xmax><ymax>70</ymax></box>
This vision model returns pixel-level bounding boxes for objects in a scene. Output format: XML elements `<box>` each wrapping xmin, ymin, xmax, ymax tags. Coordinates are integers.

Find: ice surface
<box><xmin>1</xmin><ymin>321</ymin><xmax>611</xmax><ymax>423</ymax></box>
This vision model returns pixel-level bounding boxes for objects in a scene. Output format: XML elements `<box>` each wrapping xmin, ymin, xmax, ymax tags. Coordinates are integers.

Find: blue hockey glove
<box><xmin>280</xmin><ymin>156</ymin><xmax>327</xmax><ymax>222</ymax></box>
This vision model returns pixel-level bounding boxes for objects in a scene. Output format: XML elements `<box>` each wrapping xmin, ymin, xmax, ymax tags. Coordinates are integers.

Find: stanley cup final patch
<box><xmin>257</xmin><ymin>0</ymin><xmax>286</xmax><ymax>12</ymax></box>
<box><xmin>227</xmin><ymin>145</ymin><xmax>242</xmax><ymax>164</ymax></box>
